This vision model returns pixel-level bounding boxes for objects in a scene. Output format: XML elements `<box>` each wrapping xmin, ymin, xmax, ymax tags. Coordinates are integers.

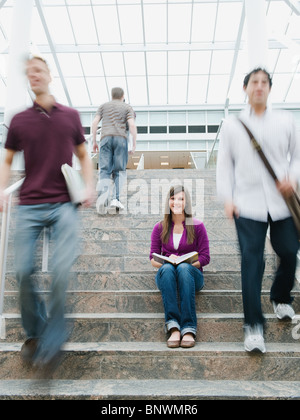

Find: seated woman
<box><xmin>150</xmin><ymin>185</ymin><xmax>210</xmax><ymax>348</ymax></box>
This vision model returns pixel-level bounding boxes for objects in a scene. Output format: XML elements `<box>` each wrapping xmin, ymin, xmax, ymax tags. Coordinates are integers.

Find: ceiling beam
<box><xmin>10</xmin><ymin>40</ymin><xmax>297</xmax><ymax>55</ymax></box>
<box><xmin>283</xmin><ymin>0</ymin><xmax>300</xmax><ymax>15</ymax></box>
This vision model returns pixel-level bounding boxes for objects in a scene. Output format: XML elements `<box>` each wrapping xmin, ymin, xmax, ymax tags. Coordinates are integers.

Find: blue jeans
<box><xmin>156</xmin><ymin>263</ymin><xmax>204</xmax><ymax>337</ymax></box>
<box><xmin>234</xmin><ymin>216</ymin><xmax>299</xmax><ymax>327</ymax></box>
<box><xmin>98</xmin><ymin>136</ymin><xmax>128</xmax><ymax>202</ymax></box>
<box><xmin>15</xmin><ymin>202</ymin><xmax>79</xmax><ymax>363</ymax></box>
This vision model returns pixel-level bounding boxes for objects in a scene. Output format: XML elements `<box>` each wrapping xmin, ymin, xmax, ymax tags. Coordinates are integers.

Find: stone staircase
<box><xmin>0</xmin><ymin>169</ymin><xmax>299</xmax><ymax>400</ymax></box>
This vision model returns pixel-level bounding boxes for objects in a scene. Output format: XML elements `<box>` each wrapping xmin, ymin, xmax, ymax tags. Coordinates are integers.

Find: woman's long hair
<box><xmin>161</xmin><ymin>185</ymin><xmax>195</xmax><ymax>244</ymax></box>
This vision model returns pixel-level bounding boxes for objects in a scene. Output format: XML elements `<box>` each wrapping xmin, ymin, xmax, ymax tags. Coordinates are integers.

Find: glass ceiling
<box><xmin>0</xmin><ymin>0</ymin><xmax>300</xmax><ymax>109</ymax></box>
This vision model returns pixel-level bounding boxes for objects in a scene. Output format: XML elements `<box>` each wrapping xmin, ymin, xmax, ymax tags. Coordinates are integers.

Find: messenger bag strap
<box><xmin>238</xmin><ymin>118</ymin><xmax>278</xmax><ymax>182</ymax></box>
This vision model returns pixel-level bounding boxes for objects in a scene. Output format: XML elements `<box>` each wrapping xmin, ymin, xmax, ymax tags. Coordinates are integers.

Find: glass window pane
<box><xmin>124</xmin><ymin>53</ymin><xmax>145</xmax><ymax>76</ymax></box>
<box><xmin>57</xmin><ymin>53</ymin><xmax>83</xmax><ymax>77</ymax></box>
<box><xmin>144</xmin><ymin>5</ymin><xmax>167</xmax><ymax>43</ymax></box>
<box><xmin>127</xmin><ymin>76</ymin><xmax>148</xmax><ymax>106</ymax></box>
<box><xmin>191</xmin><ymin>3</ymin><xmax>217</xmax><ymax>43</ymax></box>
<box><xmin>86</xmin><ymin>77</ymin><xmax>109</xmax><ymax>105</ymax></box>
<box><xmin>93</xmin><ymin>6</ymin><xmax>121</xmax><ymax>44</ymax></box>
<box><xmin>102</xmin><ymin>53</ymin><xmax>125</xmax><ymax>77</ymax></box>
<box><xmin>150</xmin><ymin>112</ymin><xmax>167</xmax><ymax>126</ymax></box>
<box><xmin>168</xmin><ymin>76</ymin><xmax>187</xmax><ymax>105</ymax></box>
<box><xmin>147</xmin><ymin>52</ymin><xmax>167</xmax><ymax>76</ymax></box>
<box><xmin>148</xmin><ymin>76</ymin><xmax>167</xmax><ymax>105</ymax></box>
<box><xmin>66</xmin><ymin>77</ymin><xmax>91</xmax><ymax>106</ymax></box>
<box><xmin>168</xmin><ymin>4</ymin><xmax>191</xmax><ymax>43</ymax></box>
<box><xmin>80</xmin><ymin>53</ymin><xmax>105</xmax><ymax>77</ymax></box>
<box><xmin>68</xmin><ymin>6</ymin><xmax>98</xmax><ymax>44</ymax></box>
<box><xmin>43</xmin><ymin>7</ymin><xmax>75</xmax><ymax>44</ymax></box>
<box><xmin>168</xmin><ymin>51</ymin><xmax>189</xmax><ymax>76</ymax></box>
<box><xmin>215</xmin><ymin>3</ymin><xmax>243</xmax><ymax>42</ymax></box>
<box><xmin>188</xmin><ymin>76</ymin><xmax>209</xmax><ymax>104</ymax></box>
<box><xmin>169</xmin><ymin>112</ymin><xmax>186</xmax><ymax>125</ymax></box>
<box><xmin>188</xmin><ymin>111</ymin><xmax>206</xmax><ymax>126</ymax></box>
<box><xmin>136</xmin><ymin>112</ymin><xmax>148</xmax><ymax>126</ymax></box>
<box><xmin>119</xmin><ymin>5</ymin><xmax>144</xmax><ymax>44</ymax></box>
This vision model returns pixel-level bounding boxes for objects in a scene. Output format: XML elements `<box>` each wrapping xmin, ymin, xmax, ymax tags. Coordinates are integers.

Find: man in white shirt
<box><xmin>217</xmin><ymin>68</ymin><xmax>300</xmax><ymax>353</ymax></box>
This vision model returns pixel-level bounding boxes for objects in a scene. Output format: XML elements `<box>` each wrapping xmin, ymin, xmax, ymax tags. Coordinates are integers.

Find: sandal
<box><xmin>180</xmin><ymin>334</ymin><xmax>195</xmax><ymax>348</ymax></box>
<box><xmin>167</xmin><ymin>328</ymin><xmax>181</xmax><ymax>348</ymax></box>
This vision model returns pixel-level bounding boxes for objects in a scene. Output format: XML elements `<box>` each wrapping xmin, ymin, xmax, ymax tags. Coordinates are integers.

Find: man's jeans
<box><xmin>98</xmin><ymin>136</ymin><xmax>128</xmax><ymax>203</ymax></box>
<box><xmin>15</xmin><ymin>203</ymin><xmax>78</xmax><ymax>362</ymax></box>
<box><xmin>234</xmin><ymin>216</ymin><xmax>299</xmax><ymax>327</ymax></box>
<box><xmin>155</xmin><ymin>263</ymin><xmax>204</xmax><ymax>337</ymax></box>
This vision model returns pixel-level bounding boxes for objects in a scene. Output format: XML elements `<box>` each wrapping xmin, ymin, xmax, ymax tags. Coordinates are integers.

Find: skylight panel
<box><xmin>148</xmin><ymin>76</ymin><xmax>167</xmax><ymax>105</ymax></box>
<box><xmin>190</xmin><ymin>3</ymin><xmax>217</xmax><ymax>43</ymax></box>
<box><xmin>269</xmin><ymin>73</ymin><xmax>291</xmax><ymax>103</ymax></box>
<box><xmin>168</xmin><ymin>75</ymin><xmax>188</xmax><ymax>105</ymax></box>
<box><xmin>80</xmin><ymin>53</ymin><xmax>105</xmax><ymax>77</ymax></box>
<box><xmin>118</xmin><ymin>5</ymin><xmax>144</xmax><ymax>44</ymax></box>
<box><xmin>124</xmin><ymin>52</ymin><xmax>146</xmax><ymax>76</ymax></box>
<box><xmin>102</xmin><ymin>52</ymin><xmax>125</xmax><ymax>77</ymax></box>
<box><xmin>168</xmin><ymin>3</ymin><xmax>192</xmax><ymax>43</ymax></box>
<box><xmin>68</xmin><ymin>5</ymin><xmax>98</xmax><ymax>44</ymax></box>
<box><xmin>206</xmin><ymin>75</ymin><xmax>229</xmax><ymax>104</ymax></box>
<box><xmin>127</xmin><ymin>76</ymin><xmax>148</xmax><ymax>106</ymax></box>
<box><xmin>168</xmin><ymin>51</ymin><xmax>189</xmax><ymax>75</ymax></box>
<box><xmin>147</xmin><ymin>52</ymin><xmax>167</xmax><ymax>76</ymax></box>
<box><xmin>187</xmin><ymin>75</ymin><xmax>208</xmax><ymax>104</ymax></box>
<box><xmin>143</xmin><ymin>4</ymin><xmax>167</xmax><ymax>44</ymax></box>
<box><xmin>215</xmin><ymin>3</ymin><xmax>243</xmax><ymax>42</ymax></box>
<box><xmin>211</xmin><ymin>50</ymin><xmax>234</xmax><ymax>75</ymax></box>
<box><xmin>66</xmin><ymin>77</ymin><xmax>91</xmax><ymax>106</ymax></box>
<box><xmin>189</xmin><ymin>51</ymin><xmax>211</xmax><ymax>75</ymax></box>
<box><xmin>57</xmin><ymin>53</ymin><xmax>83</xmax><ymax>77</ymax></box>
<box><xmin>43</xmin><ymin>6</ymin><xmax>74</xmax><ymax>44</ymax></box>
<box><xmin>86</xmin><ymin>77</ymin><xmax>109</xmax><ymax>105</ymax></box>
<box><xmin>92</xmin><ymin>5</ymin><xmax>121</xmax><ymax>44</ymax></box>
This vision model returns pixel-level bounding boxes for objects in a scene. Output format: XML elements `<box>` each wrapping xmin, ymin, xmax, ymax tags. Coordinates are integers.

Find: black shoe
<box><xmin>20</xmin><ymin>338</ymin><xmax>39</xmax><ymax>363</ymax></box>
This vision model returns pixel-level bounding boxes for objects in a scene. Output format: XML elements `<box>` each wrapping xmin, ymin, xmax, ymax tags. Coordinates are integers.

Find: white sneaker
<box><xmin>244</xmin><ymin>324</ymin><xmax>266</xmax><ymax>354</ymax></box>
<box><xmin>272</xmin><ymin>302</ymin><xmax>295</xmax><ymax>320</ymax></box>
<box><xmin>96</xmin><ymin>196</ymin><xmax>108</xmax><ymax>214</ymax></box>
<box><xmin>110</xmin><ymin>199</ymin><xmax>125</xmax><ymax>210</ymax></box>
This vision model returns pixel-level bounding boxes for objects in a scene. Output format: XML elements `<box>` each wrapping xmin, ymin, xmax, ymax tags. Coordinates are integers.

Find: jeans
<box><xmin>155</xmin><ymin>263</ymin><xmax>204</xmax><ymax>337</ymax></box>
<box><xmin>15</xmin><ymin>202</ymin><xmax>79</xmax><ymax>363</ymax></box>
<box><xmin>98</xmin><ymin>136</ymin><xmax>128</xmax><ymax>202</ymax></box>
<box><xmin>234</xmin><ymin>216</ymin><xmax>299</xmax><ymax>327</ymax></box>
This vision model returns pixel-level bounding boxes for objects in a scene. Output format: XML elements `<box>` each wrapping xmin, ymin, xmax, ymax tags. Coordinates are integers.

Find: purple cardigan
<box><xmin>150</xmin><ymin>218</ymin><xmax>210</xmax><ymax>271</ymax></box>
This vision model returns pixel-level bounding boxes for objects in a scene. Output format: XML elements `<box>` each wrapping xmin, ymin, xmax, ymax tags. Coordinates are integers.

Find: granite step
<box><xmin>3</xmin><ymin>271</ymin><xmax>276</xmax><ymax>292</ymax></box>
<box><xmin>2</xmin><ymin>313</ymin><xmax>299</xmax><ymax>344</ymax></box>
<box><xmin>3</xmin><ymin>290</ymin><xmax>300</xmax><ymax>315</ymax></box>
<box><xmin>0</xmin><ymin>378</ymin><xmax>299</xmax><ymax>400</ymax></box>
<box><xmin>0</xmin><ymin>342</ymin><xmax>299</xmax><ymax>382</ymax></box>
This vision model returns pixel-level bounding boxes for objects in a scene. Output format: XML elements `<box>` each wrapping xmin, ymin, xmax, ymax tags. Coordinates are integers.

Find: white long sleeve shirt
<box><xmin>216</xmin><ymin>106</ymin><xmax>300</xmax><ymax>222</ymax></box>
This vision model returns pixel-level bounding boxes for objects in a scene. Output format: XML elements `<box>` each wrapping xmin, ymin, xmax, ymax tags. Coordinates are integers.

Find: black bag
<box><xmin>239</xmin><ymin>119</ymin><xmax>300</xmax><ymax>239</ymax></box>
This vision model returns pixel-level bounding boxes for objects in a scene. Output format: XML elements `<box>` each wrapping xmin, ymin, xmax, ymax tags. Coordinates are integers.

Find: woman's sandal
<box><xmin>167</xmin><ymin>329</ymin><xmax>181</xmax><ymax>348</ymax></box>
<box><xmin>180</xmin><ymin>334</ymin><xmax>195</xmax><ymax>348</ymax></box>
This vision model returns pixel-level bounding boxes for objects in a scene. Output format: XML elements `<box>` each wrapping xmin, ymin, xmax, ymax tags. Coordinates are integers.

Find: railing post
<box><xmin>0</xmin><ymin>194</ymin><xmax>13</xmax><ymax>339</ymax></box>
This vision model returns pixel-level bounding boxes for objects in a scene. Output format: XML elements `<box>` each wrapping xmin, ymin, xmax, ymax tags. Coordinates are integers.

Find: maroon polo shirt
<box><xmin>5</xmin><ymin>102</ymin><xmax>86</xmax><ymax>205</ymax></box>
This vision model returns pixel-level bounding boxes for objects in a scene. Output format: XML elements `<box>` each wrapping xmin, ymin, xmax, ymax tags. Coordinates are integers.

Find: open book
<box><xmin>61</xmin><ymin>163</ymin><xmax>86</xmax><ymax>205</ymax></box>
<box><xmin>152</xmin><ymin>251</ymin><xmax>198</xmax><ymax>266</ymax></box>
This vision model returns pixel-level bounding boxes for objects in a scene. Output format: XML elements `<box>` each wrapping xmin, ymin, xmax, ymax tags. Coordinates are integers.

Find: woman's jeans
<box><xmin>15</xmin><ymin>203</ymin><xmax>79</xmax><ymax>363</ymax></box>
<box><xmin>98</xmin><ymin>136</ymin><xmax>128</xmax><ymax>203</ymax></box>
<box><xmin>234</xmin><ymin>215</ymin><xmax>299</xmax><ymax>327</ymax></box>
<box><xmin>156</xmin><ymin>263</ymin><xmax>204</xmax><ymax>337</ymax></box>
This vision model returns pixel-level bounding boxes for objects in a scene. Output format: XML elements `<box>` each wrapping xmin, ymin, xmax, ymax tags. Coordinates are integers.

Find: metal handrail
<box><xmin>0</xmin><ymin>177</ymin><xmax>24</xmax><ymax>339</ymax></box>
<box><xmin>205</xmin><ymin>118</ymin><xmax>224</xmax><ymax>168</ymax></box>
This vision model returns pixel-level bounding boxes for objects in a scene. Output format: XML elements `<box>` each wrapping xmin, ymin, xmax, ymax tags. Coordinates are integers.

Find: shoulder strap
<box><xmin>238</xmin><ymin>118</ymin><xmax>278</xmax><ymax>182</ymax></box>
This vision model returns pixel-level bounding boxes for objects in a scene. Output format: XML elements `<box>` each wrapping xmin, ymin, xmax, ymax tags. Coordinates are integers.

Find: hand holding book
<box><xmin>152</xmin><ymin>251</ymin><xmax>198</xmax><ymax>266</ymax></box>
